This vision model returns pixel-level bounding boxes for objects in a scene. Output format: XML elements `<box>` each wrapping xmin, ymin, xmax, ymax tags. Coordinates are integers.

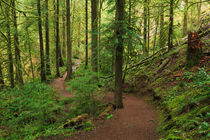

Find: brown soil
<box><xmin>67</xmin><ymin>93</ymin><xmax>159</xmax><ymax>140</ymax></box>
<box><xmin>50</xmin><ymin>72</ymin><xmax>74</xmax><ymax>98</ymax></box>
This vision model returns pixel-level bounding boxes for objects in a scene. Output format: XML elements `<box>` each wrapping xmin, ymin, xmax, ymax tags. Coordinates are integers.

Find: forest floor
<box><xmin>50</xmin><ymin>60</ymin><xmax>159</xmax><ymax>140</ymax></box>
<box><xmin>68</xmin><ymin>93</ymin><xmax>159</xmax><ymax>140</ymax></box>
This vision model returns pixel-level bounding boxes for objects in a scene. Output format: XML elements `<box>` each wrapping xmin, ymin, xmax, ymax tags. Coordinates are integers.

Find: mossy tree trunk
<box><xmin>186</xmin><ymin>32</ymin><xmax>203</xmax><ymax>68</ymax></box>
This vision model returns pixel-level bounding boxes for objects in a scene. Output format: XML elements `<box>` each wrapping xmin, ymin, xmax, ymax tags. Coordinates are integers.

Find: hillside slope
<box><xmin>126</xmin><ymin>33</ymin><xmax>209</xmax><ymax>139</ymax></box>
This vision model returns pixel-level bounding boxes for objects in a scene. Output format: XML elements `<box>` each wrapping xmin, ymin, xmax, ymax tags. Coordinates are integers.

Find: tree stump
<box><xmin>185</xmin><ymin>32</ymin><xmax>203</xmax><ymax>68</ymax></box>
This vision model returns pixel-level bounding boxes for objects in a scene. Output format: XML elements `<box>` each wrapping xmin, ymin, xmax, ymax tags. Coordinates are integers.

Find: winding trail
<box><xmin>68</xmin><ymin>93</ymin><xmax>159</xmax><ymax>140</ymax></box>
<box><xmin>51</xmin><ymin>59</ymin><xmax>159</xmax><ymax>140</ymax></box>
<box><xmin>50</xmin><ymin>59</ymin><xmax>81</xmax><ymax>98</ymax></box>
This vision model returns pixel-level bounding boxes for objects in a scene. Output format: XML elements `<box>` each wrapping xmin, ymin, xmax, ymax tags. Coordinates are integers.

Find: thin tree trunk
<box><xmin>45</xmin><ymin>0</ymin><xmax>51</xmax><ymax>75</ymax></box>
<box><xmin>183</xmin><ymin>0</ymin><xmax>188</xmax><ymax>36</ymax></box>
<box><xmin>91</xmin><ymin>0</ymin><xmax>98</xmax><ymax>72</ymax></box>
<box><xmin>159</xmin><ymin>4</ymin><xmax>165</xmax><ymax>48</ymax></box>
<box><xmin>0</xmin><ymin>62</ymin><xmax>4</xmax><ymax>90</ymax></box>
<box><xmin>6</xmin><ymin>5</ymin><xmax>15</xmax><ymax>87</ymax></box>
<box><xmin>56</xmin><ymin>0</ymin><xmax>60</xmax><ymax>77</ymax></box>
<box><xmin>197</xmin><ymin>0</ymin><xmax>202</xmax><ymax>28</ymax></box>
<box><xmin>153</xmin><ymin>10</ymin><xmax>159</xmax><ymax>54</ymax></box>
<box><xmin>168</xmin><ymin>0</ymin><xmax>174</xmax><ymax>51</ymax></box>
<box><xmin>12</xmin><ymin>0</ymin><xmax>24</xmax><ymax>85</ymax></box>
<box><xmin>147</xmin><ymin>0</ymin><xmax>150</xmax><ymax>54</ymax></box>
<box><xmin>77</xmin><ymin>17</ymin><xmax>81</xmax><ymax>48</ymax></box>
<box><xmin>25</xmin><ymin>27</ymin><xmax>34</xmax><ymax>81</ymax></box>
<box><xmin>66</xmin><ymin>0</ymin><xmax>72</xmax><ymax>80</ymax></box>
<box><xmin>115</xmin><ymin>0</ymin><xmax>125</xmax><ymax>109</ymax></box>
<box><xmin>62</xmin><ymin>9</ymin><xmax>66</xmax><ymax>58</ymax></box>
<box><xmin>143</xmin><ymin>0</ymin><xmax>148</xmax><ymax>57</ymax></box>
<box><xmin>37</xmin><ymin>0</ymin><xmax>46</xmax><ymax>82</ymax></box>
<box><xmin>85</xmin><ymin>0</ymin><xmax>88</xmax><ymax>67</ymax></box>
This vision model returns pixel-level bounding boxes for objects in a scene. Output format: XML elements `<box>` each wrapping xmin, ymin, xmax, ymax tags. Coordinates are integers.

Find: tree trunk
<box><xmin>159</xmin><ymin>4</ymin><xmax>165</xmax><ymax>48</ymax></box>
<box><xmin>0</xmin><ymin>62</ymin><xmax>4</xmax><ymax>90</ymax></box>
<box><xmin>6</xmin><ymin>5</ymin><xmax>15</xmax><ymax>87</ymax></box>
<box><xmin>66</xmin><ymin>0</ymin><xmax>72</xmax><ymax>80</ymax></box>
<box><xmin>45</xmin><ymin>0</ymin><xmax>51</xmax><ymax>76</ymax></box>
<box><xmin>91</xmin><ymin>0</ymin><xmax>98</xmax><ymax>72</ymax></box>
<box><xmin>147</xmin><ymin>0</ymin><xmax>150</xmax><ymax>55</ymax></box>
<box><xmin>62</xmin><ymin>9</ymin><xmax>66</xmax><ymax>58</ymax></box>
<box><xmin>37</xmin><ymin>0</ymin><xmax>46</xmax><ymax>82</ymax></box>
<box><xmin>153</xmin><ymin>9</ymin><xmax>159</xmax><ymax>54</ymax></box>
<box><xmin>115</xmin><ymin>0</ymin><xmax>125</xmax><ymax>109</ymax></box>
<box><xmin>197</xmin><ymin>0</ymin><xmax>202</xmax><ymax>28</ymax></box>
<box><xmin>77</xmin><ymin>17</ymin><xmax>81</xmax><ymax>48</ymax></box>
<box><xmin>12</xmin><ymin>0</ymin><xmax>24</xmax><ymax>85</ymax></box>
<box><xmin>186</xmin><ymin>32</ymin><xmax>202</xmax><ymax>68</ymax></box>
<box><xmin>183</xmin><ymin>0</ymin><xmax>188</xmax><ymax>36</ymax></box>
<box><xmin>168</xmin><ymin>0</ymin><xmax>174</xmax><ymax>51</ymax></box>
<box><xmin>85</xmin><ymin>0</ymin><xmax>88</xmax><ymax>67</ymax></box>
<box><xmin>56</xmin><ymin>0</ymin><xmax>64</xmax><ymax>68</ymax></box>
<box><xmin>143</xmin><ymin>0</ymin><xmax>148</xmax><ymax>57</ymax></box>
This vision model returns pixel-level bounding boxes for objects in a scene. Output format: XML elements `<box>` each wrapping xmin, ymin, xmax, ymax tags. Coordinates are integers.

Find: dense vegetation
<box><xmin>0</xmin><ymin>0</ymin><xmax>209</xmax><ymax>139</ymax></box>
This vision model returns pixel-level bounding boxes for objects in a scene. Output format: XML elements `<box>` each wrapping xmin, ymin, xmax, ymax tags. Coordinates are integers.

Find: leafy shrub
<box><xmin>66</xmin><ymin>65</ymin><xmax>106</xmax><ymax>117</ymax></box>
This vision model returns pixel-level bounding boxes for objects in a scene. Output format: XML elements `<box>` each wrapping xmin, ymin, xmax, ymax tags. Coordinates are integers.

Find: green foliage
<box><xmin>0</xmin><ymin>82</ymin><xmax>64</xmax><ymax>139</ymax></box>
<box><xmin>66</xmin><ymin>65</ymin><xmax>106</xmax><ymax>117</ymax></box>
<box><xmin>158</xmin><ymin>68</ymin><xmax>210</xmax><ymax>139</ymax></box>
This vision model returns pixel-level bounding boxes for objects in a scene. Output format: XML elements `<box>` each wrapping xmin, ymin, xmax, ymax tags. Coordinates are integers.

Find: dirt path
<box><xmin>51</xmin><ymin>59</ymin><xmax>158</xmax><ymax>140</ymax></box>
<box><xmin>50</xmin><ymin>59</ymin><xmax>81</xmax><ymax>98</ymax></box>
<box><xmin>68</xmin><ymin>93</ymin><xmax>159</xmax><ymax>140</ymax></box>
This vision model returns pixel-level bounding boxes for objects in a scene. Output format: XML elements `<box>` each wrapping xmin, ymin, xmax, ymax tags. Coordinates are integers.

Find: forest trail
<box><xmin>51</xmin><ymin>59</ymin><xmax>158</xmax><ymax>140</ymax></box>
<box><xmin>50</xmin><ymin>59</ymin><xmax>81</xmax><ymax>98</ymax></box>
<box><xmin>68</xmin><ymin>93</ymin><xmax>159</xmax><ymax>140</ymax></box>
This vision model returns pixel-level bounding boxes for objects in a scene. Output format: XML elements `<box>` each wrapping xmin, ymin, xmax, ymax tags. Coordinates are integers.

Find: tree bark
<box><xmin>91</xmin><ymin>0</ymin><xmax>98</xmax><ymax>72</ymax></box>
<box><xmin>186</xmin><ymin>32</ymin><xmax>202</xmax><ymax>68</ymax></box>
<box><xmin>45</xmin><ymin>0</ymin><xmax>51</xmax><ymax>76</ymax></box>
<box><xmin>115</xmin><ymin>0</ymin><xmax>125</xmax><ymax>109</ymax></box>
<box><xmin>62</xmin><ymin>8</ymin><xmax>66</xmax><ymax>58</ymax></box>
<box><xmin>159</xmin><ymin>4</ymin><xmax>165</xmax><ymax>48</ymax></box>
<box><xmin>197</xmin><ymin>0</ymin><xmax>202</xmax><ymax>28</ymax></box>
<box><xmin>0</xmin><ymin>62</ymin><xmax>4</xmax><ymax>90</ymax></box>
<box><xmin>85</xmin><ymin>0</ymin><xmax>88</xmax><ymax>67</ymax></box>
<box><xmin>37</xmin><ymin>0</ymin><xmax>46</xmax><ymax>82</ymax></box>
<box><xmin>56</xmin><ymin>0</ymin><xmax>64</xmax><ymax>68</ymax></box>
<box><xmin>183</xmin><ymin>0</ymin><xmax>188</xmax><ymax>36</ymax></box>
<box><xmin>147</xmin><ymin>0</ymin><xmax>150</xmax><ymax>54</ymax></box>
<box><xmin>143</xmin><ymin>0</ymin><xmax>148</xmax><ymax>57</ymax></box>
<box><xmin>66</xmin><ymin>0</ymin><xmax>72</xmax><ymax>80</ymax></box>
<box><xmin>6</xmin><ymin>5</ymin><xmax>15</xmax><ymax>87</ymax></box>
<box><xmin>168</xmin><ymin>0</ymin><xmax>174</xmax><ymax>51</ymax></box>
<box><xmin>12</xmin><ymin>0</ymin><xmax>24</xmax><ymax>85</ymax></box>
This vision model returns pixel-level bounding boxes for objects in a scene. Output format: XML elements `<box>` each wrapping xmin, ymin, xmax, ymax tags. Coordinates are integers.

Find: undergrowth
<box><xmin>66</xmin><ymin>65</ymin><xmax>106</xmax><ymax>117</ymax></box>
<box><xmin>0</xmin><ymin>81</ymin><xmax>64</xmax><ymax>139</ymax></box>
